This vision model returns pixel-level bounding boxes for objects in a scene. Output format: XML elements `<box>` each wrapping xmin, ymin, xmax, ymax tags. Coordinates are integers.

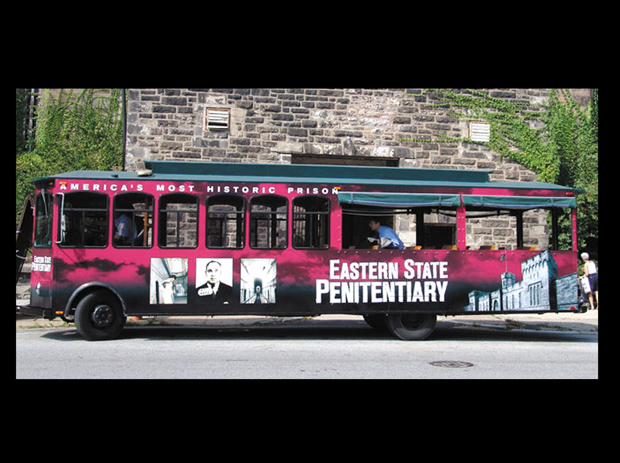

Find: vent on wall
<box><xmin>206</xmin><ymin>108</ymin><xmax>230</xmax><ymax>131</ymax></box>
<box><xmin>469</xmin><ymin>122</ymin><xmax>491</xmax><ymax>142</ymax></box>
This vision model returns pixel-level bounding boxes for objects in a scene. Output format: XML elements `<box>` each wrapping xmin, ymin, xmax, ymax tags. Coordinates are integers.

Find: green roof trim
<box><xmin>339</xmin><ymin>192</ymin><xmax>462</xmax><ymax>208</ymax></box>
<box><xmin>32</xmin><ymin>160</ymin><xmax>579</xmax><ymax>196</ymax></box>
<box><xmin>146</xmin><ymin>160</ymin><xmax>492</xmax><ymax>184</ymax></box>
<box><xmin>338</xmin><ymin>192</ymin><xmax>576</xmax><ymax>209</ymax></box>
<box><xmin>461</xmin><ymin>194</ymin><xmax>577</xmax><ymax>209</ymax></box>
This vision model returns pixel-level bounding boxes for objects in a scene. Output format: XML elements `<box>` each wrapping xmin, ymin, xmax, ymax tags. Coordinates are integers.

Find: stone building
<box><xmin>124</xmin><ymin>88</ymin><xmax>565</xmax><ymax>250</ymax></box>
<box><xmin>465</xmin><ymin>251</ymin><xmax>578</xmax><ymax>312</ymax></box>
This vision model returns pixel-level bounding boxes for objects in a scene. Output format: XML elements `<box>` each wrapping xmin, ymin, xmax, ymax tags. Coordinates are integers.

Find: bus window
<box><xmin>158</xmin><ymin>193</ymin><xmax>198</xmax><ymax>248</ymax></box>
<box><xmin>59</xmin><ymin>192</ymin><xmax>108</xmax><ymax>248</ymax></box>
<box><xmin>113</xmin><ymin>193</ymin><xmax>154</xmax><ymax>248</ymax></box>
<box><xmin>250</xmin><ymin>195</ymin><xmax>287</xmax><ymax>249</ymax></box>
<box><xmin>34</xmin><ymin>192</ymin><xmax>53</xmax><ymax>248</ymax></box>
<box><xmin>206</xmin><ymin>194</ymin><xmax>245</xmax><ymax>249</ymax></box>
<box><xmin>421</xmin><ymin>221</ymin><xmax>456</xmax><ymax>249</ymax></box>
<box><xmin>293</xmin><ymin>196</ymin><xmax>329</xmax><ymax>249</ymax></box>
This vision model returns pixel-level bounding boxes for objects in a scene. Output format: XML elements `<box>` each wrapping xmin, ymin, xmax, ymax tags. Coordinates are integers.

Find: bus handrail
<box><xmin>54</xmin><ymin>193</ymin><xmax>65</xmax><ymax>244</ymax></box>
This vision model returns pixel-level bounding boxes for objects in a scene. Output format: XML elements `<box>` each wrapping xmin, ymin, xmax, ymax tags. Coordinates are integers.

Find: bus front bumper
<box><xmin>19</xmin><ymin>305</ymin><xmax>55</xmax><ymax>320</ymax></box>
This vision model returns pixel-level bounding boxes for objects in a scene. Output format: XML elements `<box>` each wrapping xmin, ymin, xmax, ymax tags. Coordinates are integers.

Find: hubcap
<box><xmin>401</xmin><ymin>315</ymin><xmax>426</xmax><ymax>330</ymax></box>
<box><xmin>91</xmin><ymin>304</ymin><xmax>114</xmax><ymax>328</ymax></box>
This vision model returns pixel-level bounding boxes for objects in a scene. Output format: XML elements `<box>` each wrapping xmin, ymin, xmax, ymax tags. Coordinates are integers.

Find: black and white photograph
<box><xmin>150</xmin><ymin>257</ymin><xmax>188</xmax><ymax>304</ymax></box>
<box><xmin>195</xmin><ymin>258</ymin><xmax>234</xmax><ymax>304</ymax></box>
<box><xmin>240</xmin><ymin>258</ymin><xmax>277</xmax><ymax>304</ymax></box>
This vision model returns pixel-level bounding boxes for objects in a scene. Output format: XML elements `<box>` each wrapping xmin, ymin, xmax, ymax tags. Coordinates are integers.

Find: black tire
<box><xmin>74</xmin><ymin>290</ymin><xmax>126</xmax><ymax>341</ymax></box>
<box><xmin>385</xmin><ymin>313</ymin><xmax>436</xmax><ymax>340</ymax></box>
<box><xmin>363</xmin><ymin>314</ymin><xmax>388</xmax><ymax>330</ymax></box>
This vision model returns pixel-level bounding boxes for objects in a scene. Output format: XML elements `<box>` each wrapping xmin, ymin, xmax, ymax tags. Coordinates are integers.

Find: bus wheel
<box><xmin>363</xmin><ymin>314</ymin><xmax>388</xmax><ymax>330</ymax></box>
<box><xmin>75</xmin><ymin>290</ymin><xmax>126</xmax><ymax>341</ymax></box>
<box><xmin>385</xmin><ymin>314</ymin><xmax>436</xmax><ymax>340</ymax></box>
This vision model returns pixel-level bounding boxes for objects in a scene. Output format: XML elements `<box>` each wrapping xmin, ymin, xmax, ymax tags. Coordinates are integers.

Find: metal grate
<box><xmin>429</xmin><ymin>360</ymin><xmax>474</xmax><ymax>368</ymax></box>
<box><xmin>206</xmin><ymin>108</ymin><xmax>230</xmax><ymax>131</ymax></box>
<box><xmin>469</xmin><ymin>122</ymin><xmax>490</xmax><ymax>142</ymax></box>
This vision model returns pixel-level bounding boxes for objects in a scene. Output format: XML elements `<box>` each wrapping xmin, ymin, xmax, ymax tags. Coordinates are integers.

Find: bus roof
<box><xmin>33</xmin><ymin>160</ymin><xmax>579</xmax><ymax>193</ymax></box>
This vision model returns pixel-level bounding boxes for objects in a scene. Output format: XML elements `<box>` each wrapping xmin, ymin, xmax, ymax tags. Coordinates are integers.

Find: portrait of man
<box><xmin>196</xmin><ymin>258</ymin><xmax>234</xmax><ymax>304</ymax></box>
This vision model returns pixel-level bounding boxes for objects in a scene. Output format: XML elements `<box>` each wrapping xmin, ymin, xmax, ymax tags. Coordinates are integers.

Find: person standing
<box><xmin>581</xmin><ymin>252</ymin><xmax>598</xmax><ymax>310</ymax></box>
<box><xmin>114</xmin><ymin>213</ymin><xmax>137</xmax><ymax>246</ymax></box>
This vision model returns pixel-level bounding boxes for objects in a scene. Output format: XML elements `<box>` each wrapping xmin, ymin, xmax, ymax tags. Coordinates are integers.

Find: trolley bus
<box><xmin>22</xmin><ymin>160</ymin><xmax>582</xmax><ymax>340</ymax></box>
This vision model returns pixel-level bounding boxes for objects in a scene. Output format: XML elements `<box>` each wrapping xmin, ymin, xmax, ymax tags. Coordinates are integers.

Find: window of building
<box><xmin>206</xmin><ymin>194</ymin><xmax>245</xmax><ymax>249</ymax></box>
<box><xmin>291</xmin><ymin>153</ymin><xmax>399</xmax><ymax>167</ymax></box>
<box><xmin>34</xmin><ymin>192</ymin><xmax>53</xmax><ymax>248</ymax></box>
<box><xmin>529</xmin><ymin>283</ymin><xmax>542</xmax><ymax>307</ymax></box>
<box><xmin>58</xmin><ymin>192</ymin><xmax>108</xmax><ymax>248</ymax></box>
<box><xmin>249</xmin><ymin>195</ymin><xmax>287</xmax><ymax>249</ymax></box>
<box><xmin>158</xmin><ymin>193</ymin><xmax>198</xmax><ymax>248</ymax></box>
<box><xmin>113</xmin><ymin>193</ymin><xmax>154</xmax><ymax>248</ymax></box>
<box><xmin>293</xmin><ymin>196</ymin><xmax>330</xmax><ymax>249</ymax></box>
<box><xmin>421</xmin><ymin>222</ymin><xmax>456</xmax><ymax>249</ymax></box>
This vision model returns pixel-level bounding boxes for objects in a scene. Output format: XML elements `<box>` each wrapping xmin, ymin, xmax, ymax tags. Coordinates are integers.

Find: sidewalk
<box><xmin>16</xmin><ymin>298</ymin><xmax>598</xmax><ymax>333</ymax></box>
<box><xmin>443</xmin><ymin>310</ymin><xmax>598</xmax><ymax>333</ymax></box>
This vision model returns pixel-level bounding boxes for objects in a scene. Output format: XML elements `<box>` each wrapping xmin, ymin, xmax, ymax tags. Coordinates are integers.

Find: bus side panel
<box><xmin>306</xmin><ymin>249</ymin><xmax>579</xmax><ymax>316</ymax></box>
<box><xmin>52</xmin><ymin>248</ymin><xmax>578</xmax><ymax>317</ymax></box>
<box><xmin>132</xmin><ymin>248</ymin><xmax>579</xmax><ymax>317</ymax></box>
<box><xmin>30</xmin><ymin>248</ymin><xmax>54</xmax><ymax>310</ymax></box>
<box><xmin>51</xmin><ymin>249</ymin><xmax>151</xmax><ymax>315</ymax></box>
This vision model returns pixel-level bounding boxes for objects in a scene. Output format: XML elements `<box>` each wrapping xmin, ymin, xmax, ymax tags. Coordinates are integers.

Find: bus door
<box><xmin>16</xmin><ymin>195</ymin><xmax>33</xmax><ymax>285</ymax></box>
<box><xmin>30</xmin><ymin>191</ymin><xmax>54</xmax><ymax>310</ymax></box>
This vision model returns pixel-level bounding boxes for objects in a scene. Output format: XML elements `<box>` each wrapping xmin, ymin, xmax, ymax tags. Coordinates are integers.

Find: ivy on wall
<box><xmin>407</xmin><ymin>88</ymin><xmax>598</xmax><ymax>256</ymax></box>
<box><xmin>16</xmin><ymin>89</ymin><xmax>124</xmax><ymax>223</ymax></box>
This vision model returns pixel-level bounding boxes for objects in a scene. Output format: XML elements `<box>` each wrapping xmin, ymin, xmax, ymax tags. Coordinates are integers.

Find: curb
<box><xmin>16</xmin><ymin>310</ymin><xmax>598</xmax><ymax>334</ymax></box>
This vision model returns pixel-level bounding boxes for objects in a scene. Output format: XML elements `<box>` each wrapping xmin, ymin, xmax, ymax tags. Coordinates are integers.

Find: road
<box><xmin>16</xmin><ymin>317</ymin><xmax>598</xmax><ymax>379</ymax></box>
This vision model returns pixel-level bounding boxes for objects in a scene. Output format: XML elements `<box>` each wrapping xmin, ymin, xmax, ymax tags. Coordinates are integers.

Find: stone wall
<box><xmin>125</xmin><ymin>88</ymin><xmax>553</xmax><ymax>250</ymax></box>
<box><xmin>126</xmin><ymin>88</ymin><xmax>547</xmax><ymax>179</ymax></box>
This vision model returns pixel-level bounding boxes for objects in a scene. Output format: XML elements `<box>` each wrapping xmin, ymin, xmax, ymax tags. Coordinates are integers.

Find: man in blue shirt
<box><xmin>114</xmin><ymin>213</ymin><xmax>137</xmax><ymax>246</ymax></box>
<box><xmin>369</xmin><ymin>218</ymin><xmax>404</xmax><ymax>250</ymax></box>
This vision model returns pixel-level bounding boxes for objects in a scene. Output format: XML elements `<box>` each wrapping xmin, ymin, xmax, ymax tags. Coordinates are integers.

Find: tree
<box><xmin>16</xmin><ymin>89</ymin><xmax>124</xmax><ymax>223</ymax></box>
